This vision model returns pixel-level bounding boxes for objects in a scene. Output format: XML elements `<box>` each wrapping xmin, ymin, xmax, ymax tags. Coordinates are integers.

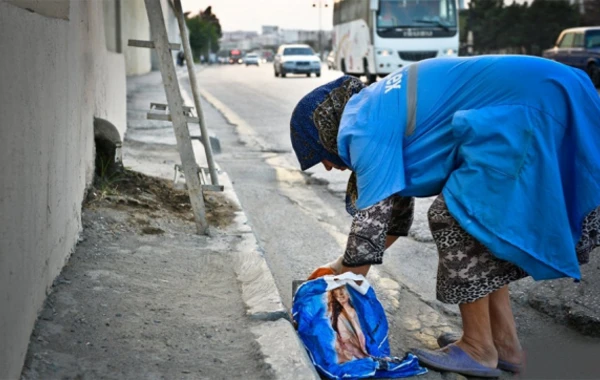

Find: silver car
<box><xmin>244</xmin><ymin>53</ymin><xmax>260</xmax><ymax>66</ymax></box>
<box><xmin>274</xmin><ymin>44</ymin><xmax>321</xmax><ymax>78</ymax></box>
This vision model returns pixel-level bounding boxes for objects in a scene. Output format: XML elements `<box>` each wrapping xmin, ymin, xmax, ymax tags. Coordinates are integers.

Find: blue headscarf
<box><xmin>290</xmin><ymin>76</ymin><xmax>365</xmax><ymax>171</ymax></box>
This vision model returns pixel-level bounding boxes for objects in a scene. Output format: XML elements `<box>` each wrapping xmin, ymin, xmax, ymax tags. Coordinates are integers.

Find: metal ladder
<box><xmin>128</xmin><ymin>0</ymin><xmax>222</xmax><ymax>235</ymax></box>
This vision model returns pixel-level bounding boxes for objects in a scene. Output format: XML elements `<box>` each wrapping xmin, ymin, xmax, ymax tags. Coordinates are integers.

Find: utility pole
<box><xmin>312</xmin><ymin>0</ymin><xmax>329</xmax><ymax>61</ymax></box>
<box><xmin>207</xmin><ymin>38</ymin><xmax>211</xmax><ymax>64</ymax></box>
<box><xmin>467</xmin><ymin>1</ymin><xmax>474</xmax><ymax>56</ymax></box>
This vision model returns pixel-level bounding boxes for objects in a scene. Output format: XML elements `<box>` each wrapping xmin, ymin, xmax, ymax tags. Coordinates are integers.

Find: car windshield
<box><xmin>283</xmin><ymin>47</ymin><xmax>314</xmax><ymax>56</ymax></box>
<box><xmin>377</xmin><ymin>0</ymin><xmax>457</xmax><ymax>29</ymax></box>
<box><xmin>247</xmin><ymin>54</ymin><xmax>258</xmax><ymax>58</ymax></box>
<box><xmin>586</xmin><ymin>30</ymin><xmax>600</xmax><ymax>49</ymax></box>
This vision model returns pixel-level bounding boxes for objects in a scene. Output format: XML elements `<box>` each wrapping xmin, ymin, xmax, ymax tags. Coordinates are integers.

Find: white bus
<box><xmin>332</xmin><ymin>0</ymin><xmax>459</xmax><ymax>82</ymax></box>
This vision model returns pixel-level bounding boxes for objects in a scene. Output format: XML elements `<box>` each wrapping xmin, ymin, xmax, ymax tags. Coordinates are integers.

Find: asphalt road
<box><xmin>192</xmin><ymin>63</ymin><xmax>443</xmax><ymax>303</ymax></box>
<box><xmin>188</xmin><ymin>63</ymin><xmax>600</xmax><ymax>379</ymax></box>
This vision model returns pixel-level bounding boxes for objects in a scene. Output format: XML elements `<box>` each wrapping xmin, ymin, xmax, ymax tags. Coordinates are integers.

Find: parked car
<box><xmin>543</xmin><ymin>26</ymin><xmax>600</xmax><ymax>87</ymax></box>
<box><xmin>326</xmin><ymin>51</ymin><xmax>336</xmax><ymax>70</ymax></box>
<box><xmin>273</xmin><ymin>44</ymin><xmax>321</xmax><ymax>78</ymax></box>
<box><xmin>244</xmin><ymin>53</ymin><xmax>260</xmax><ymax>66</ymax></box>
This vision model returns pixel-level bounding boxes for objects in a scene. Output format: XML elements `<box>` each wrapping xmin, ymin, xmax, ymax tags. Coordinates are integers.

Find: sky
<box><xmin>180</xmin><ymin>0</ymin><xmax>530</xmax><ymax>33</ymax></box>
<box><xmin>180</xmin><ymin>0</ymin><xmax>335</xmax><ymax>33</ymax></box>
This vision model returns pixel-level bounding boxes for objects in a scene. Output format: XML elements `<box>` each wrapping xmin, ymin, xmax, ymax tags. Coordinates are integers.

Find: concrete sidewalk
<box><xmin>20</xmin><ymin>70</ymin><xmax>319</xmax><ymax>380</ymax></box>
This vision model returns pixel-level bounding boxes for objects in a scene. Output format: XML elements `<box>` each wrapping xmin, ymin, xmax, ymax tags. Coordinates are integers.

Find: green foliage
<box><xmin>462</xmin><ymin>0</ymin><xmax>582</xmax><ymax>55</ymax></box>
<box><xmin>468</xmin><ymin>0</ymin><xmax>505</xmax><ymax>52</ymax></box>
<box><xmin>581</xmin><ymin>0</ymin><xmax>600</xmax><ymax>27</ymax></box>
<box><xmin>459</xmin><ymin>9</ymin><xmax>469</xmax><ymax>44</ymax></box>
<box><xmin>524</xmin><ymin>0</ymin><xmax>580</xmax><ymax>55</ymax></box>
<box><xmin>185</xmin><ymin>6</ymin><xmax>222</xmax><ymax>59</ymax></box>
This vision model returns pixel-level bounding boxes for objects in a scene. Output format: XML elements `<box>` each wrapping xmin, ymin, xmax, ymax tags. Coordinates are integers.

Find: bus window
<box><xmin>377</xmin><ymin>0</ymin><xmax>457</xmax><ymax>29</ymax></box>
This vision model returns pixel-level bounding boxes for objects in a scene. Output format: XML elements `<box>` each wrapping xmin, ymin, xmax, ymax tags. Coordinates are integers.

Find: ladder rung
<box><xmin>174</xmin><ymin>165</ymin><xmax>212</xmax><ymax>174</ymax></box>
<box><xmin>202</xmin><ymin>185</ymin><xmax>224</xmax><ymax>192</ymax></box>
<box><xmin>198</xmin><ymin>166</ymin><xmax>208</xmax><ymax>185</ymax></box>
<box><xmin>128</xmin><ymin>39</ymin><xmax>180</xmax><ymax>50</ymax></box>
<box><xmin>147</xmin><ymin>113</ymin><xmax>199</xmax><ymax>123</ymax></box>
<box><xmin>173</xmin><ymin>165</ymin><xmax>223</xmax><ymax>192</ymax></box>
<box><xmin>150</xmin><ymin>102</ymin><xmax>194</xmax><ymax>115</ymax></box>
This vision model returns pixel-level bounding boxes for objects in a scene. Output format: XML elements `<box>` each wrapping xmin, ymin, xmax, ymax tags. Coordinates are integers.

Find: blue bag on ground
<box><xmin>292</xmin><ymin>272</ymin><xmax>426</xmax><ymax>379</ymax></box>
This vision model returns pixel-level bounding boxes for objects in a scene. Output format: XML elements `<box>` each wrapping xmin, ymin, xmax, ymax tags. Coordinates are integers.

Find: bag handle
<box><xmin>324</xmin><ymin>272</ymin><xmax>371</xmax><ymax>295</ymax></box>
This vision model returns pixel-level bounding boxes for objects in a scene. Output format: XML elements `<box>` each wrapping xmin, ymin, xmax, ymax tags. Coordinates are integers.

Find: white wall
<box><xmin>121</xmin><ymin>0</ymin><xmax>152</xmax><ymax>75</ymax></box>
<box><xmin>103</xmin><ymin>0</ymin><xmax>121</xmax><ymax>53</ymax></box>
<box><xmin>0</xmin><ymin>1</ymin><xmax>126</xmax><ymax>378</ymax></box>
<box><xmin>151</xmin><ymin>0</ymin><xmax>184</xmax><ymax>70</ymax></box>
<box><xmin>4</xmin><ymin>0</ymin><xmax>70</xmax><ymax>19</ymax></box>
<box><xmin>121</xmin><ymin>0</ymin><xmax>180</xmax><ymax>74</ymax></box>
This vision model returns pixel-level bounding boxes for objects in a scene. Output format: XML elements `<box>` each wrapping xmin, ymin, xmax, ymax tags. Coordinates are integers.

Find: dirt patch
<box><xmin>87</xmin><ymin>167</ymin><xmax>239</xmax><ymax>229</ymax></box>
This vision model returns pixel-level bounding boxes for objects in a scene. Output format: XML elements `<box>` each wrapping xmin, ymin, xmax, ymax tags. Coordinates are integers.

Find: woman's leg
<box><xmin>454</xmin><ymin>296</ymin><xmax>498</xmax><ymax>368</ymax></box>
<box><xmin>489</xmin><ymin>286</ymin><xmax>524</xmax><ymax>364</ymax></box>
<box><xmin>427</xmin><ymin>195</ymin><xmax>527</xmax><ymax>367</ymax></box>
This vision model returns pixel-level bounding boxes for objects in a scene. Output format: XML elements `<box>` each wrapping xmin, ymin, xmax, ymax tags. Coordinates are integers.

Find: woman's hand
<box><xmin>307</xmin><ymin>255</ymin><xmax>344</xmax><ymax>280</ymax></box>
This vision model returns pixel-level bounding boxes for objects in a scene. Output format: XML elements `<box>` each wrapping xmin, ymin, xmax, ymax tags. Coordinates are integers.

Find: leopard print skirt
<box><xmin>428</xmin><ymin>195</ymin><xmax>600</xmax><ymax>305</ymax></box>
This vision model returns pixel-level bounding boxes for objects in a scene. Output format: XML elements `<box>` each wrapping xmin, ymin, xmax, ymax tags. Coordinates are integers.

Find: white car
<box><xmin>274</xmin><ymin>44</ymin><xmax>321</xmax><ymax>78</ymax></box>
<box><xmin>244</xmin><ymin>53</ymin><xmax>260</xmax><ymax>66</ymax></box>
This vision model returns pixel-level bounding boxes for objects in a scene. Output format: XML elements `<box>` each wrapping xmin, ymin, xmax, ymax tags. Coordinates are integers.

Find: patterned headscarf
<box><xmin>290</xmin><ymin>75</ymin><xmax>366</xmax><ymax>215</ymax></box>
<box><xmin>290</xmin><ymin>76</ymin><xmax>365</xmax><ymax>170</ymax></box>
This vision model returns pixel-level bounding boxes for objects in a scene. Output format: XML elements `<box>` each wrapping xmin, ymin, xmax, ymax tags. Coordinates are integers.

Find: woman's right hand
<box><xmin>307</xmin><ymin>255</ymin><xmax>344</xmax><ymax>280</ymax></box>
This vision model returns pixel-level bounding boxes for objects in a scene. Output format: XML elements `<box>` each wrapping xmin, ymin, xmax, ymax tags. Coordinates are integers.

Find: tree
<box><xmin>465</xmin><ymin>0</ymin><xmax>581</xmax><ymax>55</ymax></box>
<box><xmin>497</xmin><ymin>1</ymin><xmax>528</xmax><ymax>53</ymax></box>
<box><xmin>524</xmin><ymin>0</ymin><xmax>580</xmax><ymax>55</ymax></box>
<box><xmin>468</xmin><ymin>0</ymin><xmax>505</xmax><ymax>53</ymax></box>
<box><xmin>185</xmin><ymin>6</ymin><xmax>222</xmax><ymax>60</ymax></box>
<box><xmin>581</xmin><ymin>0</ymin><xmax>600</xmax><ymax>26</ymax></box>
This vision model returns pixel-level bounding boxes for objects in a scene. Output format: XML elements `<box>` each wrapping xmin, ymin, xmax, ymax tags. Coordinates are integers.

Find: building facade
<box><xmin>0</xmin><ymin>1</ymin><xmax>179</xmax><ymax>377</ymax></box>
<box><xmin>220</xmin><ymin>26</ymin><xmax>333</xmax><ymax>52</ymax></box>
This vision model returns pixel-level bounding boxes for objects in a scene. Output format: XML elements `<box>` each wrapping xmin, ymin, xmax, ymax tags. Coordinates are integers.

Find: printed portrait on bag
<box><xmin>326</xmin><ymin>285</ymin><xmax>369</xmax><ymax>363</ymax></box>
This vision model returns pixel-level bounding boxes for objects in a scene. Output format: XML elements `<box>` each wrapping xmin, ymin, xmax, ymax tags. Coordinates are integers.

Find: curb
<box><xmin>177</xmin><ymin>70</ymin><xmax>319</xmax><ymax>379</ymax></box>
<box><xmin>217</xmin><ymin>170</ymin><xmax>320</xmax><ymax>380</ymax></box>
<box><xmin>218</xmin><ymin>171</ymin><xmax>287</xmax><ymax>321</ymax></box>
<box><xmin>523</xmin><ymin>283</ymin><xmax>600</xmax><ymax>338</ymax></box>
